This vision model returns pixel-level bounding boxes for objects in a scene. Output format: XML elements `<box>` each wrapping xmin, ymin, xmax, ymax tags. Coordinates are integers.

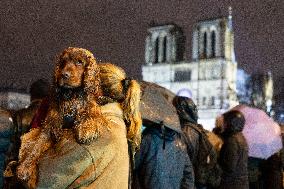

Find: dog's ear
<box><xmin>54</xmin><ymin>56</ymin><xmax>59</xmax><ymax>85</ymax></box>
<box><xmin>83</xmin><ymin>53</ymin><xmax>101</xmax><ymax>97</ymax></box>
<box><xmin>54</xmin><ymin>49</ymin><xmax>67</xmax><ymax>87</ymax></box>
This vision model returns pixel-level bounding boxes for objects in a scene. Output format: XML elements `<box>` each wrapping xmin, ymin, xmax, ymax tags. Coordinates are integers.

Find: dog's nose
<box><xmin>62</xmin><ymin>72</ymin><xmax>70</xmax><ymax>79</ymax></box>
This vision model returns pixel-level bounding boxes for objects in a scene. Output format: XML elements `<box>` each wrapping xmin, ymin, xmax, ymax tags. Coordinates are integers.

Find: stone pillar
<box><xmin>158</xmin><ymin>36</ymin><xmax>164</xmax><ymax>63</ymax></box>
<box><xmin>215</xmin><ymin>27</ymin><xmax>221</xmax><ymax>57</ymax></box>
<box><xmin>166</xmin><ymin>34</ymin><xmax>172</xmax><ymax>62</ymax></box>
<box><xmin>220</xmin><ymin>21</ymin><xmax>225</xmax><ymax>58</ymax></box>
<box><xmin>192</xmin><ymin>29</ymin><xmax>198</xmax><ymax>60</ymax></box>
<box><xmin>145</xmin><ymin>35</ymin><xmax>151</xmax><ymax>65</ymax></box>
<box><xmin>171</xmin><ymin>35</ymin><xmax>177</xmax><ymax>62</ymax></box>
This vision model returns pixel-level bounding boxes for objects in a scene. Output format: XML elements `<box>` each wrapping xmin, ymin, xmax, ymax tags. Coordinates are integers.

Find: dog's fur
<box><xmin>16</xmin><ymin>47</ymin><xmax>107</xmax><ymax>188</ymax></box>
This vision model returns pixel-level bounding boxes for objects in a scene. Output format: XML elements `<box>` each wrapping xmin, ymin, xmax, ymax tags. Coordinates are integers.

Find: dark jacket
<box><xmin>247</xmin><ymin>157</ymin><xmax>264</xmax><ymax>189</ymax></box>
<box><xmin>173</xmin><ymin>96</ymin><xmax>199</xmax><ymax>165</ymax></box>
<box><xmin>0</xmin><ymin>109</ymin><xmax>13</xmax><ymax>189</ymax></box>
<box><xmin>174</xmin><ymin>96</ymin><xmax>211</xmax><ymax>188</ymax></box>
<box><xmin>182</xmin><ymin>123</ymin><xmax>200</xmax><ymax>170</ymax></box>
<box><xmin>218</xmin><ymin>132</ymin><xmax>249</xmax><ymax>189</ymax></box>
<box><xmin>261</xmin><ymin>152</ymin><xmax>283</xmax><ymax>189</ymax></box>
<box><xmin>133</xmin><ymin>126</ymin><xmax>195</xmax><ymax>189</ymax></box>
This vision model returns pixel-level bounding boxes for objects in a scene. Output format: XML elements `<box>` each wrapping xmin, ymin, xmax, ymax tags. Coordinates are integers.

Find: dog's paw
<box><xmin>26</xmin><ymin>169</ymin><xmax>37</xmax><ymax>189</ymax></box>
<box><xmin>16</xmin><ymin>163</ymin><xmax>36</xmax><ymax>182</ymax></box>
<box><xmin>75</xmin><ymin>123</ymin><xmax>100</xmax><ymax>145</ymax></box>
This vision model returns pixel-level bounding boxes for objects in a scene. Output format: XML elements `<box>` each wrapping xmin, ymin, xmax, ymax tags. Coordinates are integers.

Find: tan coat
<box><xmin>35</xmin><ymin>102</ymin><xmax>129</xmax><ymax>189</ymax></box>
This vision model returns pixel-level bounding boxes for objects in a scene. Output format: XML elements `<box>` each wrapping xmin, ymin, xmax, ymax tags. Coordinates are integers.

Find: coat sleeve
<box><xmin>219</xmin><ymin>137</ymin><xmax>239</xmax><ymax>173</ymax></box>
<box><xmin>134</xmin><ymin>130</ymin><xmax>151</xmax><ymax>170</ymax></box>
<box><xmin>132</xmin><ymin>130</ymin><xmax>151</xmax><ymax>189</ymax></box>
<box><xmin>180</xmin><ymin>153</ymin><xmax>195</xmax><ymax>189</ymax></box>
<box><xmin>182</xmin><ymin>126</ymin><xmax>200</xmax><ymax>165</ymax></box>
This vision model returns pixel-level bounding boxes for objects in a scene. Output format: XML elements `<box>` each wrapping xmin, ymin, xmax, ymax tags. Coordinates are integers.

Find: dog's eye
<box><xmin>76</xmin><ymin>60</ymin><xmax>83</xmax><ymax>65</ymax></box>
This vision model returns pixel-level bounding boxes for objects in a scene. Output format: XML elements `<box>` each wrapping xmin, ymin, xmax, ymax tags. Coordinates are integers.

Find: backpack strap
<box><xmin>185</xmin><ymin>123</ymin><xmax>213</xmax><ymax>163</ymax></box>
<box><xmin>187</xmin><ymin>123</ymin><xmax>205</xmax><ymax>135</ymax></box>
<box><xmin>160</xmin><ymin>121</ymin><xmax>166</xmax><ymax>150</ymax></box>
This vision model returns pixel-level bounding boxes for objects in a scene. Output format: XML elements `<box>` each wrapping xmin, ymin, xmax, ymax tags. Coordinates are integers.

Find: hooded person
<box><xmin>173</xmin><ymin>96</ymin><xmax>199</xmax><ymax>164</ymax></box>
<box><xmin>173</xmin><ymin>96</ymin><xmax>222</xmax><ymax>189</ymax></box>
<box><xmin>133</xmin><ymin>121</ymin><xmax>195</xmax><ymax>189</ymax></box>
<box><xmin>218</xmin><ymin>110</ymin><xmax>249</xmax><ymax>189</ymax></box>
<box><xmin>131</xmin><ymin>90</ymin><xmax>195</xmax><ymax>189</ymax></box>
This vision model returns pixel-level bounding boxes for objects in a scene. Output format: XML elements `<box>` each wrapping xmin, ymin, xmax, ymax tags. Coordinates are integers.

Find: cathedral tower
<box><xmin>192</xmin><ymin>7</ymin><xmax>238</xmax><ymax>110</ymax></box>
<box><xmin>192</xmin><ymin>7</ymin><xmax>235</xmax><ymax>62</ymax></box>
<box><xmin>145</xmin><ymin>24</ymin><xmax>185</xmax><ymax>65</ymax></box>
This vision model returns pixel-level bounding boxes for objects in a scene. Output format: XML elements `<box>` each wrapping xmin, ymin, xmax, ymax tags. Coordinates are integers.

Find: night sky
<box><xmin>0</xmin><ymin>0</ymin><xmax>283</xmax><ymax>103</ymax></box>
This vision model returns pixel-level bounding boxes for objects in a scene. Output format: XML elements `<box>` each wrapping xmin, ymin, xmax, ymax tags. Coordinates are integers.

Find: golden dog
<box><xmin>16</xmin><ymin>47</ymin><xmax>107</xmax><ymax>188</ymax></box>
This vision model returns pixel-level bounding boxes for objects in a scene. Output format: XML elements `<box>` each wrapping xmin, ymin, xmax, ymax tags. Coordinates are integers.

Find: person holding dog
<box><xmin>16</xmin><ymin>48</ymin><xmax>141</xmax><ymax>189</ymax></box>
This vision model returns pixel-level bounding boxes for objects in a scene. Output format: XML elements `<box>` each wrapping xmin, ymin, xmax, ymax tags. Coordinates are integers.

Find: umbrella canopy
<box><xmin>139</xmin><ymin>81</ymin><xmax>182</xmax><ymax>134</ymax></box>
<box><xmin>233</xmin><ymin>104</ymin><xmax>282</xmax><ymax>159</ymax></box>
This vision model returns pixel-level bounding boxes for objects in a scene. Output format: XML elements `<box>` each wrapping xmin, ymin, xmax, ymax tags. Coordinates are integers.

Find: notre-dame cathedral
<box><xmin>142</xmin><ymin>10</ymin><xmax>273</xmax><ymax>129</ymax></box>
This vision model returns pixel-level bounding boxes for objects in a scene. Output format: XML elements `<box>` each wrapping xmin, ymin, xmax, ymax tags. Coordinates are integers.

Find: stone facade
<box><xmin>142</xmin><ymin>15</ymin><xmax>239</xmax><ymax>130</ymax></box>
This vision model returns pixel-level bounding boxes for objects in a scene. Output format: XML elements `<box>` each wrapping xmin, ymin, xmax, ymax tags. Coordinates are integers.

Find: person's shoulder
<box><xmin>101</xmin><ymin>102</ymin><xmax>122</xmax><ymax>113</ymax></box>
<box><xmin>233</xmin><ymin>132</ymin><xmax>245</xmax><ymax>140</ymax></box>
<box><xmin>0</xmin><ymin>108</ymin><xmax>12</xmax><ymax>123</ymax></box>
<box><xmin>183</xmin><ymin>123</ymin><xmax>204</xmax><ymax>137</ymax></box>
<box><xmin>234</xmin><ymin>132</ymin><xmax>248</xmax><ymax>145</ymax></box>
<box><xmin>225</xmin><ymin>134</ymin><xmax>243</xmax><ymax>146</ymax></box>
<box><xmin>101</xmin><ymin>102</ymin><xmax>124</xmax><ymax>123</ymax></box>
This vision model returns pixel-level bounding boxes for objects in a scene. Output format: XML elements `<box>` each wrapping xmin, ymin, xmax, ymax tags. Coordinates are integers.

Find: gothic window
<box><xmin>154</xmin><ymin>37</ymin><xmax>159</xmax><ymax>63</ymax></box>
<box><xmin>203</xmin><ymin>32</ymin><xmax>207</xmax><ymax>58</ymax></box>
<box><xmin>174</xmin><ymin>70</ymin><xmax>192</xmax><ymax>81</ymax></box>
<box><xmin>211</xmin><ymin>96</ymin><xmax>215</xmax><ymax>106</ymax></box>
<box><xmin>162</xmin><ymin>36</ymin><xmax>167</xmax><ymax>62</ymax></box>
<box><xmin>202</xmin><ymin>97</ymin><xmax>206</xmax><ymax>106</ymax></box>
<box><xmin>211</xmin><ymin>31</ymin><xmax>216</xmax><ymax>57</ymax></box>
